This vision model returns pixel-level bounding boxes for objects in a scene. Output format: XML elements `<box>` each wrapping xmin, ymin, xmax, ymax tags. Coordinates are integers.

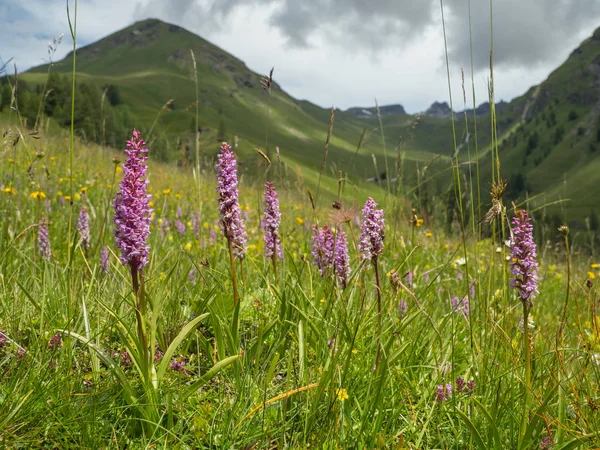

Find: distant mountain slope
<box><xmin>479</xmin><ymin>26</ymin><xmax>600</xmax><ymax>223</ymax></box>
<box><xmin>22</xmin><ymin>18</ymin><xmax>474</xmax><ymax>200</ymax></box>
<box><xmin>345</xmin><ymin>104</ymin><xmax>406</xmax><ymax>118</ymax></box>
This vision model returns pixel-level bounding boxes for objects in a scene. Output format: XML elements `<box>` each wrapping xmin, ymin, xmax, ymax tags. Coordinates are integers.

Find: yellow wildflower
<box><xmin>185</xmin><ymin>242</ymin><xmax>192</xmax><ymax>251</ymax></box>
<box><xmin>30</xmin><ymin>191</ymin><xmax>46</xmax><ymax>200</ymax></box>
<box><xmin>588</xmin><ymin>271</ymin><xmax>596</xmax><ymax>280</ymax></box>
<box><xmin>351</xmin><ymin>349</ymin><xmax>358</xmax><ymax>354</ymax></box>
<box><xmin>3</xmin><ymin>187</ymin><xmax>16</xmax><ymax>195</ymax></box>
<box><xmin>296</xmin><ymin>217</ymin><xmax>304</xmax><ymax>225</ymax></box>
<box><xmin>549</xmin><ymin>265</ymin><xmax>557</xmax><ymax>271</ymax></box>
<box><xmin>175</xmin><ymin>193</ymin><xmax>181</xmax><ymax>199</ymax></box>
<box><xmin>64</xmin><ymin>195</ymin><xmax>72</xmax><ymax>201</ymax></box>
<box><xmin>425</xmin><ymin>231</ymin><xmax>433</xmax><ymax>238</ymax></box>
<box><xmin>148</xmin><ymin>201</ymin><xmax>154</xmax><ymax>208</ymax></box>
<box><xmin>592</xmin><ymin>263</ymin><xmax>600</xmax><ymax>269</ymax></box>
<box><xmin>320</xmin><ymin>298</ymin><xmax>325</xmax><ymax>304</ymax></box>
<box><xmin>416</xmin><ymin>218</ymin><xmax>424</xmax><ymax>227</ymax></box>
<box><xmin>163</xmin><ymin>189</ymin><xmax>171</xmax><ymax>195</ymax></box>
<box><xmin>116</xmin><ymin>166</ymin><xmax>123</xmax><ymax>174</ymax></box>
<box><xmin>336</xmin><ymin>388</ymin><xmax>349</xmax><ymax>402</ymax></box>
<box><xmin>80</xmin><ymin>187</ymin><xmax>88</xmax><ymax>193</ymax></box>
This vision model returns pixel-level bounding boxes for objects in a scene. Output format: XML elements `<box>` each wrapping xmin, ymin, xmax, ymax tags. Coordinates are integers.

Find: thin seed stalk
<box><xmin>556</xmin><ymin>230</ymin><xmax>570</xmax><ymax>444</ymax></box>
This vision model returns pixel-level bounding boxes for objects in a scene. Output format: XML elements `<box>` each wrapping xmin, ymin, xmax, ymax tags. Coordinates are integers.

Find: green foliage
<box><xmin>0</xmin><ymin>83</ymin><xmax>11</xmax><ymax>111</ymax></box>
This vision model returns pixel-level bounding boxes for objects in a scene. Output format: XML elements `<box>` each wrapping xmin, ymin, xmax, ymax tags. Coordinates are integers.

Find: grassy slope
<box><xmin>23</xmin><ymin>20</ymin><xmax>600</xmax><ymax>223</ymax></box>
<box><xmin>479</xmin><ymin>28</ymin><xmax>600</xmax><ymax>223</ymax></box>
<box><xmin>22</xmin><ymin>19</ymin><xmax>483</xmax><ymax>206</ymax></box>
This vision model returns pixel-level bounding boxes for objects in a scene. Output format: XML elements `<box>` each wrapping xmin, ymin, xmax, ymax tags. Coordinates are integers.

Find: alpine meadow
<box><xmin>3</xmin><ymin>1</ymin><xmax>600</xmax><ymax>448</ymax></box>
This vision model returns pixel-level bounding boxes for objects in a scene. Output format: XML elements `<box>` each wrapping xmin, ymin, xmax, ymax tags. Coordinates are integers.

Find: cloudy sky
<box><xmin>2</xmin><ymin>0</ymin><xmax>600</xmax><ymax>112</ymax></box>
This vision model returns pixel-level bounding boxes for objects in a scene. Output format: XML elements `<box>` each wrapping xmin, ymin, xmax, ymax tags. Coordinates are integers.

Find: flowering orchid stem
<box><xmin>131</xmin><ymin>266</ymin><xmax>150</xmax><ymax>383</ymax></box>
<box><xmin>373</xmin><ymin>258</ymin><xmax>382</xmax><ymax>370</ymax></box>
<box><xmin>271</xmin><ymin>255</ymin><xmax>278</xmax><ymax>282</ymax></box>
<box><xmin>519</xmin><ymin>301</ymin><xmax>532</xmax><ymax>446</ymax></box>
<box><xmin>228</xmin><ymin>239</ymin><xmax>240</xmax><ymax>308</ymax></box>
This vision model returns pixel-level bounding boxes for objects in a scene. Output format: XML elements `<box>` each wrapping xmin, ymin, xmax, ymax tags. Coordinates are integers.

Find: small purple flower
<box><xmin>455</xmin><ymin>376</ymin><xmax>476</xmax><ymax>394</ymax></box>
<box><xmin>191</xmin><ymin>211</ymin><xmax>200</xmax><ymax>238</ymax></box>
<box><xmin>38</xmin><ymin>218</ymin><xmax>51</xmax><ymax>261</ymax></box>
<box><xmin>435</xmin><ymin>385</ymin><xmax>446</xmax><ymax>402</ymax></box>
<box><xmin>466</xmin><ymin>379</ymin><xmax>475</xmax><ymax>392</ymax></box>
<box><xmin>170</xmin><ymin>356</ymin><xmax>187</xmax><ymax>373</ymax></box>
<box><xmin>311</xmin><ymin>225</ymin><xmax>335</xmax><ymax>276</ymax></box>
<box><xmin>100</xmin><ymin>246</ymin><xmax>109</xmax><ymax>273</ymax></box>
<box><xmin>539</xmin><ymin>436</ymin><xmax>554</xmax><ymax>449</ymax></box>
<box><xmin>113</xmin><ymin>129</ymin><xmax>152</xmax><ymax>271</ymax></box>
<box><xmin>160</xmin><ymin>219</ymin><xmax>170</xmax><ymax>240</ymax></box>
<box><xmin>451</xmin><ymin>295</ymin><xmax>469</xmax><ymax>318</ymax></box>
<box><xmin>188</xmin><ymin>268</ymin><xmax>197</xmax><ymax>285</ymax></box>
<box><xmin>334</xmin><ymin>227</ymin><xmax>351</xmax><ymax>288</ymax></box>
<box><xmin>445</xmin><ymin>383</ymin><xmax>453</xmax><ymax>398</ymax></box>
<box><xmin>154</xmin><ymin>349</ymin><xmax>164</xmax><ymax>363</ymax></box>
<box><xmin>120</xmin><ymin>350</ymin><xmax>132</xmax><ymax>368</ymax></box>
<box><xmin>455</xmin><ymin>376</ymin><xmax>465</xmax><ymax>392</ymax></box>
<box><xmin>44</xmin><ymin>198</ymin><xmax>52</xmax><ymax>215</ymax></box>
<box><xmin>176</xmin><ymin>219</ymin><xmax>186</xmax><ymax>236</ymax></box>
<box><xmin>209</xmin><ymin>228</ymin><xmax>216</xmax><ymax>245</ymax></box>
<box><xmin>262</xmin><ymin>182</ymin><xmax>282</xmax><ymax>259</ymax></box>
<box><xmin>423</xmin><ymin>271</ymin><xmax>430</xmax><ymax>284</ymax></box>
<box><xmin>216</xmin><ymin>142</ymin><xmax>247</xmax><ymax>259</ymax></box>
<box><xmin>404</xmin><ymin>271</ymin><xmax>414</xmax><ymax>288</ymax></box>
<box><xmin>451</xmin><ymin>295</ymin><xmax>460</xmax><ymax>310</ymax></box>
<box><xmin>77</xmin><ymin>205</ymin><xmax>91</xmax><ymax>251</ymax></box>
<box><xmin>456</xmin><ymin>271</ymin><xmax>463</xmax><ymax>281</ymax></box>
<box><xmin>0</xmin><ymin>329</ymin><xmax>8</xmax><ymax>349</ymax></box>
<box><xmin>469</xmin><ymin>282</ymin><xmax>476</xmax><ymax>299</ymax></box>
<box><xmin>358</xmin><ymin>197</ymin><xmax>384</xmax><ymax>261</ymax></box>
<box><xmin>398</xmin><ymin>299</ymin><xmax>408</xmax><ymax>318</ymax></box>
<box><xmin>48</xmin><ymin>332</ymin><xmax>62</xmax><ymax>351</ymax></box>
<box><xmin>510</xmin><ymin>210</ymin><xmax>539</xmax><ymax>306</ymax></box>
<box><xmin>176</xmin><ymin>205</ymin><xmax>182</xmax><ymax>219</ymax></box>
<box><xmin>462</xmin><ymin>296</ymin><xmax>470</xmax><ymax>317</ymax></box>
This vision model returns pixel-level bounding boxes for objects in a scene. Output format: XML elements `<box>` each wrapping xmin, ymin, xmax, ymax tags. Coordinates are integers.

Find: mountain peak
<box><xmin>424</xmin><ymin>101</ymin><xmax>451</xmax><ymax>118</ymax></box>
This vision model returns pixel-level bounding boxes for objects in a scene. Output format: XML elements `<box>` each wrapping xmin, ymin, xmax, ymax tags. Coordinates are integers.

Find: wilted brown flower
<box><xmin>330</xmin><ymin>203</ymin><xmax>359</xmax><ymax>225</ymax></box>
<box><xmin>481</xmin><ymin>179</ymin><xmax>507</xmax><ymax>225</ymax></box>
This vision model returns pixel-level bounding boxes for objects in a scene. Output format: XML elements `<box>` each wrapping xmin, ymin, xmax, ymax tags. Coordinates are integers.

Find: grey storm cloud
<box><xmin>135</xmin><ymin>0</ymin><xmax>600</xmax><ymax>71</ymax></box>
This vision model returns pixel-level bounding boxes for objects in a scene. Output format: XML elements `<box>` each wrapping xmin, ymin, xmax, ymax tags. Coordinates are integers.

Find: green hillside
<box><xmin>13</xmin><ymin>19</ymin><xmax>600</xmax><ymax>224</ymax></box>
<box><xmin>18</xmin><ymin>18</ymin><xmax>492</xmax><ymax>205</ymax></box>
<box><xmin>480</xmin><ymin>27</ymin><xmax>600</xmax><ymax>225</ymax></box>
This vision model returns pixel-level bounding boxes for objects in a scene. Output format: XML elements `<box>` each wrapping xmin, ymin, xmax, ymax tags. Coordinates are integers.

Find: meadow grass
<box><xmin>1</xmin><ymin>122</ymin><xmax>600</xmax><ymax>448</ymax></box>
